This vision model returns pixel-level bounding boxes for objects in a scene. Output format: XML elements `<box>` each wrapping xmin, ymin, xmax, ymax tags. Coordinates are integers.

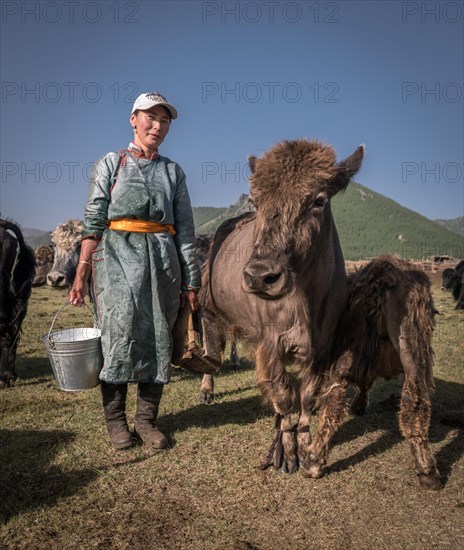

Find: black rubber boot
<box><xmin>134</xmin><ymin>383</ymin><xmax>169</xmax><ymax>448</ymax></box>
<box><xmin>101</xmin><ymin>381</ymin><xmax>135</xmax><ymax>450</ymax></box>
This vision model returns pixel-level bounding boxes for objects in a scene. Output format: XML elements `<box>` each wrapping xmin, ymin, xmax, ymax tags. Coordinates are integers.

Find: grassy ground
<box><xmin>1</xmin><ymin>282</ymin><xmax>463</xmax><ymax>550</ymax></box>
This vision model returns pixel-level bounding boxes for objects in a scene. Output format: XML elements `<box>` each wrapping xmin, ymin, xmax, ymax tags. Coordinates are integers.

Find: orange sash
<box><xmin>108</xmin><ymin>219</ymin><xmax>176</xmax><ymax>235</ymax></box>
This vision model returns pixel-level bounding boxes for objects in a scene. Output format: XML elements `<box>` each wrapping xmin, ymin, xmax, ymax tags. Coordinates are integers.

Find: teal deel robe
<box><xmin>82</xmin><ymin>143</ymin><xmax>201</xmax><ymax>384</ymax></box>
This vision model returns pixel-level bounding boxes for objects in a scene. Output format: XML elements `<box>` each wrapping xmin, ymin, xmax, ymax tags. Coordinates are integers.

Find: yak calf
<box><xmin>306</xmin><ymin>255</ymin><xmax>442</xmax><ymax>489</ymax></box>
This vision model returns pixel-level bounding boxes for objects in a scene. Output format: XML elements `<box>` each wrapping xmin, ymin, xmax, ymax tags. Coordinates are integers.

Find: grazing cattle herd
<box><xmin>0</xmin><ymin>138</ymin><xmax>462</xmax><ymax>490</ymax></box>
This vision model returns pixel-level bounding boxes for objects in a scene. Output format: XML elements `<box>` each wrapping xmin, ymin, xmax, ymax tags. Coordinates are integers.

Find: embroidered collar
<box><xmin>128</xmin><ymin>142</ymin><xmax>158</xmax><ymax>161</ymax></box>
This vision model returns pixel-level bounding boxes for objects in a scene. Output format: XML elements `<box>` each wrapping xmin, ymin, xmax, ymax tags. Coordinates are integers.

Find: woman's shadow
<box><xmin>0</xmin><ymin>428</ymin><xmax>98</xmax><ymax>523</ymax></box>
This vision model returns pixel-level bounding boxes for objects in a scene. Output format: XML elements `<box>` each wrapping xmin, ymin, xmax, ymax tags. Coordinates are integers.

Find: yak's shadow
<box><xmin>0</xmin><ymin>429</ymin><xmax>98</xmax><ymax>523</ymax></box>
<box><xmin>161</xmin><ymin>373</ymin><xmax>463</xmax><ymax>486</ymax></box>
<box><xmin>160</xmin><ymin>393</ymin><xmax>267</xmax><ymax>440</ymax></box>
<box><xmin>326</xmin><ymin>377</ymin><xmax>464</xmax><ymax>485</ymax></box>
<box><xmin>13</xmin><ymin>356</ymin><xmax>54</xmax><ymax>384</ymax></box>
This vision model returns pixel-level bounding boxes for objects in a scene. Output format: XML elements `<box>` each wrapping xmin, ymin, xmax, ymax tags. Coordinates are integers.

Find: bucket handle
<box><xmin>47</xmin><ymin>301</ymin><xmax>99</xmax><ymax>345</ymax></box>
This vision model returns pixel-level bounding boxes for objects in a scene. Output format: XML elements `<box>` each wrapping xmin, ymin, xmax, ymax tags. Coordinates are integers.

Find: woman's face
<box><xmin>130</xmin><ymin>105</ymin><xmax>171</xmax><ymax>151</ymax></box>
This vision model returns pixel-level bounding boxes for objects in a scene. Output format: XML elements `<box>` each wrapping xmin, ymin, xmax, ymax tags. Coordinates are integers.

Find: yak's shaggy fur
<box><xmin>51</xmin><ymin>219</ymin><xmax>84</xmax><ymax>251</ymax></box>
<box><xmin>249</xmin><ymin>140</ymin><xmax>343</xmax><ymax>257</ymax></box>
<box><xmin>343</xmin><ymin>255</ymin><xmax>435</xmax><ymax>390</ymax></box>
<box><xmin>308</xmin><ymin>255</ymin><xmax>442</xmax><ymax>489</ymax></box>
<box><xmin>35</xmin><ymin>245</ymin><xmax>54</xmax><ymax>264</ymax></box>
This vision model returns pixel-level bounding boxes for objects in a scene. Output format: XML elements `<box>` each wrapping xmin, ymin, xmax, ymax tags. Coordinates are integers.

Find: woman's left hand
<box><xmin>180</xmin><ymin>290</ymin><xmax>198</xmax><ymax>311</ymax></box>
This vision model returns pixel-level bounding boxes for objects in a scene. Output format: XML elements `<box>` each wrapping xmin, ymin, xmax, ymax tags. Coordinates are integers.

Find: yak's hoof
<box><xmin>300</xmin><ymin>460</ymin><xmax>324</xmax><ymax>479</ymax></box>
<box><xmin>287</xmin><ymin>459</ymin><xmax>299</xmax><ymax>474</ymax></box>
<box><xmin>279</xmin><ymin>458</ymin><xmax>298</xmax><ymax>475</ymax></box>
<box><xmin>418</xmin><ymin>472</ymin><xmax>443</xmax><ymax>490</ymax></box>
<box><xmin>199</xmin><ymin>391</ymin><xmax>214</xmax><ymax>405</ymax></box>
<box><xmin>0</xmin><ymin>374</ymin><xmax>15</xmax><ymax>389</ymax></box>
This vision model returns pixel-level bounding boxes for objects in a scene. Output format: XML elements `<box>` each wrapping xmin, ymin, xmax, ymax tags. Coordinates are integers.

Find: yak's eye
<box><xmin>313</xmin><ymin>195</ymin><xmax>327</xmax><ymax>208</ymax></box>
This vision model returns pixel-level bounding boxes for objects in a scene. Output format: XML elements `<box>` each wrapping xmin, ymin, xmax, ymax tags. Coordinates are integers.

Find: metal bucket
<box><xmin>42</xmin><ymin>303</ymin><xmax>103</xmax><ymax>391</ymax></box>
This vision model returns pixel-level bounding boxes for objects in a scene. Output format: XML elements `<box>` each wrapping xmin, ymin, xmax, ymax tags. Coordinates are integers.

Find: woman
<box><xmin>70</xmin><ymin>92</ymin><xmax>200</xmax><ymax>450</ymax></box>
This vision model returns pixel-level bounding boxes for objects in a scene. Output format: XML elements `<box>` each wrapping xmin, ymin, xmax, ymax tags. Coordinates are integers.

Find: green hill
<box><xmin>332</xmin><ymin>182</ymin><xmax>463</xmax><ymax>260</ymax></box>
<box><xmin>193</xmin><ymin>183</ymin><xmax>463</xmax><ymax>261</ymax></box>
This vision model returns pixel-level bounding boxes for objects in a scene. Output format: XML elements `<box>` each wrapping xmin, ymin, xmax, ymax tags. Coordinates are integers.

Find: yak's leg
<box><xmin>255</xmin><ymin>344</ymin><xmax>298</xmax><ymax>474</ymax></box>
<box><xmin>199</xmin><ymin>340</ymin><xmax>240</xmax><ymax>405</ymax></box>
<box><xmin>0</xmin><ymin>340</ymin><xmax>8</xmax><ymax>389</ymax></box>
<box><xmin>296</xmin><ymin>368</ymin><xmax>324</xmax><ymax>473</ymax></box>
<box><xmin>399</xmin><ymin>369</ymin><xmax>442</xmax><ymax>489</ymax></box>
<box><xmin>351</xmin><ymin>378</ymin><xmax>374</xmax><ymax>416</ymax></box>
<box><xmin>400</xmin><ymin>374</ymin><xmax>441</xmax><ymax>489</ymax></box>
<box><xmin>0</xmin><ymin>335</ymin><xmax>16</xmax><ymax>388</ymax></box>
<box><xmin>200</xmin><ymin>374</ymin><xmax>214</xmax><ymax>405</ymax></box>
<box><xmin>304</xmin><ymin>376</ymin><xmax>350</xmax><ymax>478</ymax></box>
<box><xmin>229</xmin><ymin>340</ymin><xmax>240</xmax><ymax>370</ymax></box>
<box><xmin>387</xmin><ymin>308</ymin><xmax>442</xmax><ymax>490</ymax></box>
<box><xmin>198</xmin><ymin>309</ymin><xmax>223</xmax><ymax>404</ymax></box>
<box><xmin>8</xmin><ymin>339</ymin><xmax>18</xmax><ymax>383</ymax></box>
<box><xmin>299</xmin><ymin>353</ymin><xmax>351</xmax><ymax>478</ymax></box>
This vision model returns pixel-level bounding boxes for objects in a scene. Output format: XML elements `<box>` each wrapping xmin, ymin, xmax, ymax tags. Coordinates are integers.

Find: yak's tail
<box><xmin>0</xmin><ymin>218</ymin><xmax>27</xmax><ymax>249</ymax></box>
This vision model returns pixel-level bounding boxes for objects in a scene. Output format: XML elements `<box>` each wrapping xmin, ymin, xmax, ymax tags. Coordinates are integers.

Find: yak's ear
<box><xmin>329</xmin><ymin>144</ymin><xmax>365</xmax><ymax>197</ymax></box>
<box><xmin>248</xmin><ymin>155</ymin><xmax>258</xmax><ymax>175</ymax></box>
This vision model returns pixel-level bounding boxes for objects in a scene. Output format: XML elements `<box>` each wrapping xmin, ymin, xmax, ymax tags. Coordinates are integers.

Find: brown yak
<box><xmin>200</xmin><ymin>139</ymin><xmax>364</xmax><ymax>474</ymax></box>
<box><xmin>193</xmin><ymin>234</ymin><xmax>240</xmax><ymax>403</ymax></box>
<box><xmin>32</xmin><ymin>245</ymin><xmax>54</xmax><ymax>286</ymax></box>
<box><xmin>172</xmin><ymin>234</ymin><xmax>239</xmax><ymax>394</ymax></box>
<box><xmin>307</xmin><ymin>255</ymin><xmax>442</xmax><ymax>489</ymax></box>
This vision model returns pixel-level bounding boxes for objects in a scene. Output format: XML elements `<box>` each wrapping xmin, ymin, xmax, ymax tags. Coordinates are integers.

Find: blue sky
<box><xmin>1</xmin><ymin>0</ymin><xmax>463</xmax><ymax>230</ymax></box>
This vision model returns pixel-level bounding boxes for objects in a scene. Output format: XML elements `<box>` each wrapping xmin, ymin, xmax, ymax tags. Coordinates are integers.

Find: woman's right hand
<box><xmin>70</xmin><ymin>237</ymin><xmax>98</xmax><ymax>306</ymax></box>
<box><xmin>70</xmin><ymin>275</ymin><xmax>89</xmax><ymax>306</ymax></box>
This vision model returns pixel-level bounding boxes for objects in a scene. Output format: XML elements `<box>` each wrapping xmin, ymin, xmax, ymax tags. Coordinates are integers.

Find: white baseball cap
<box><xmin>131</xmin><ymin>92</ymin><xmax>178</xmax><ymax>119</ymax></box>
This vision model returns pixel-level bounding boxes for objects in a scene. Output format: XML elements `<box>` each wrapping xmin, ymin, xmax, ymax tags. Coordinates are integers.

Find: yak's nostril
<box><xmin>264</xmin><ymin>273</ymin><xmax>281</xmax><ymax>285</ymax></box>
<box><xmin>243</xmin><ymin>270</ymin><xmax>254</xmax><ymax>286</ymax></box>
<box><xmin>242</xmin><ymin>261</ymin><xmax>289</xmax><ymax>297</ymax></box>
